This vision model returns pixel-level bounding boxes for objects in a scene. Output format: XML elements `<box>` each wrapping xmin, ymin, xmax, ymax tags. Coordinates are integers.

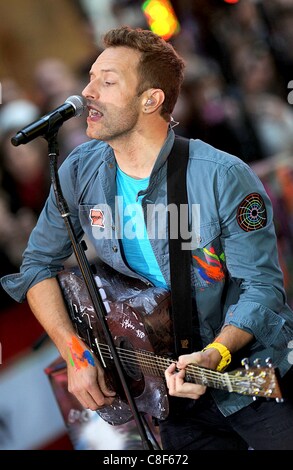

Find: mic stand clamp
<box><xmin>45</xmin><ymin>131</ymin><xmax>156</xmax><ymax>450</ymax></box>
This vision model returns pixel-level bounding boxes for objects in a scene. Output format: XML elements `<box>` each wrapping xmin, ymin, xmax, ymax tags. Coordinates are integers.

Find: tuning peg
<box><xmin>253</xmin><ymin>358</ymin><xmax>261</xmax><ymax>368</ymax></box>
<box><xmin>241</xmin><ymin>358</ymin><xmax>250</xmax><ymax>369</ymax></box>
<box><xmin>265</xmin><ymin>357</ymin><xmax>273</xmax><ymax>368</ymax></box>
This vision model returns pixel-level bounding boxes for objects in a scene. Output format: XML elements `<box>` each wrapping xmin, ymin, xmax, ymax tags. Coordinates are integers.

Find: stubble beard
<box><xmin>87</xmin><ymin>98</ymin><xmax>141</xmax><ymax>143</ymax></box>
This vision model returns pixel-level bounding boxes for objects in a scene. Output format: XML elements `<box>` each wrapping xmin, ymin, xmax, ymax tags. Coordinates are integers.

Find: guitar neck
<box><xmin>97</xmin><ymin>341</ymin><xmax>281</xmax><ymax>399</ymax></box>
<box><xmin>119</xmin><ymin>348</ymin><xmax>282</xmax><ymax>399</ymax></box>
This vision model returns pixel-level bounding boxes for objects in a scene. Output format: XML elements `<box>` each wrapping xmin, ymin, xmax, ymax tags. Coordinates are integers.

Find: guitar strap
<box><xmin>167</xmin><ymin>135</ymin><xmax>199</xmax><ymax>356</ymax></box>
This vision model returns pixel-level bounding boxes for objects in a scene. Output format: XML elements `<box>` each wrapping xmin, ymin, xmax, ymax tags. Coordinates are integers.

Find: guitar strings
<box><xmin>94</xmin><ymin>343</ymin><xmax>263</xmax><ymax>394</ymax></box>
<box><xmin>98</xmin><ymin>342</ymin><xmax>234</xmax><ymax>382</ymax></box>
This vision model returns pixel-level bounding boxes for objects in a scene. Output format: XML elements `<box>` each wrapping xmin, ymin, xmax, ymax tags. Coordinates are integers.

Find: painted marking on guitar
<box><xmin>95</xmin><ymin>337</ymin><xmax>107</xmax><ymax>368</ymax></box>
<box><xmin>121</xmin><ymin>318</ymin><xmax>135</xmax><ymax>330</ymax></box>
<box><xmin>121</xmin><ymin>317</ymin><xmax>146</xmax><ymax>339</ymax></box>
<box><xmin>72</xmin><ymin>302</ymin><xmax>95</xmax><ymax>329</ymax></box>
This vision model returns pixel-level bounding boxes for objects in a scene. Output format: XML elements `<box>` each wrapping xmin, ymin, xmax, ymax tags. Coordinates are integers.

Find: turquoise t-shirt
<box><xmin>116</xmin><ymin>166</ymin><xmax>167</xmax><ymax>288</ymax></box>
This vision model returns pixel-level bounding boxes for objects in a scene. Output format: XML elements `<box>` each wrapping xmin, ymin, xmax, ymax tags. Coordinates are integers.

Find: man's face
<box><xmin>82</xmin><ymin>47</ymin><xmax>143</xmax><ymax>142</ymax></box>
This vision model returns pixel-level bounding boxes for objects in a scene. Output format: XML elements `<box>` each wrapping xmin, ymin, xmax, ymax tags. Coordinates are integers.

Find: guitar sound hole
<box><xmin>118</xmin><ymin>337</ymin><xmax>143</xmax><ymax>381</ymax></box>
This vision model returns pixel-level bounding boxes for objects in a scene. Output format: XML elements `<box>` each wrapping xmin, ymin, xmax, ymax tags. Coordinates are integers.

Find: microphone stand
<box><xmin>46</xmin><ymin>130</ymin><xmax>157</xmax><ymax>450</ymax></box>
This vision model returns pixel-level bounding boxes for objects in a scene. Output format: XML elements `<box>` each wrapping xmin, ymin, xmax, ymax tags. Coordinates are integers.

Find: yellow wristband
<box><xmin>202</xmin><ymin>342</ymin><xmax>232</xmax><ymax>372</ymax></box>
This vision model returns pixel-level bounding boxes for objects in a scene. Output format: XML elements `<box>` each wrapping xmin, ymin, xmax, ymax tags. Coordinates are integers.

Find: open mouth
<box><xmin>88</xmin><ymin>108</ymin><xmax>103</xmax><ymax>118</ymax></box>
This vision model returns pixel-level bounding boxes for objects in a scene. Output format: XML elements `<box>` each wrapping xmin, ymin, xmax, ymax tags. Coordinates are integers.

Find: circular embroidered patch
<box><xmin>237</xmin><ymin>193</ymin><xmax>267</xmax><ymax>232</ymax></box>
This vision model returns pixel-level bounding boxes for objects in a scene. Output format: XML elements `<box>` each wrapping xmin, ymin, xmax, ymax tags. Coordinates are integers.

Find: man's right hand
<box><xmin>67</xmin><ymin>340</ymin><xmax>116</xmax><ymax>411</ymax></box>
<box><xmin>27</xmin><ymin>278</ymin><xmax>116</xmax><ymax>411</ymax></box>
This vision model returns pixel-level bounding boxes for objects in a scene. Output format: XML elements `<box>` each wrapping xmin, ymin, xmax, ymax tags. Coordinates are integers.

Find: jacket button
<box><xmin>112</xmin><ymin>246</ymin><xmax>118</xmax><ymax>253</ymax></box>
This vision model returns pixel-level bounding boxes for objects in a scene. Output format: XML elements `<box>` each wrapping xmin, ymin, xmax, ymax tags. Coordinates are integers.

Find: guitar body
<box><xmin>57</xmin><ymin>261</ymin><xmax>173</xmax><ymax>425</ymax></box>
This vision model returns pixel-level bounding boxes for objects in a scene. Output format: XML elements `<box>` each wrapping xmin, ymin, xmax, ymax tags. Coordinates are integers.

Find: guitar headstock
<box><xmin>229</xmin><ymin>358</ymin><xmax>283</xmax><ymax>400</ymax></box>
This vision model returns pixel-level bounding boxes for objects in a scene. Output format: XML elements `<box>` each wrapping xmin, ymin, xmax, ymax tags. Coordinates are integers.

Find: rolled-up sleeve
<box><xmin>219</xmin><ymin>162</ymin><xmax>287</xmax><ymax>346</ymax></box>
<box><xmin>1</xmin><ymin>148</ymin><xmax>84</xmax><ymax>303</ymax></box>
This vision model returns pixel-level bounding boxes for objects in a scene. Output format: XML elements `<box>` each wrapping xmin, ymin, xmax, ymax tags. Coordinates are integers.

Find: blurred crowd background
<box><xmin>0</xmin><ymin>0</ymin><xmax>293</xmax><ymax>449</ymax></box>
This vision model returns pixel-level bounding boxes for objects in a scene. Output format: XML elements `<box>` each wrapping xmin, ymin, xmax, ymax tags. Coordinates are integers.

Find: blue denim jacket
<box><xmin>2</xmin><ymin>129</ymin><xmax>293</xmax><ymax>416</ymax></box>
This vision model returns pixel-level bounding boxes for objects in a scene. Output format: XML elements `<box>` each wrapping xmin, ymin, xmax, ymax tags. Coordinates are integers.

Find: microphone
<box><xmin>11</xmin><ymin>95</ymin><xmax>86</xmax><ymax>146</ymax></box>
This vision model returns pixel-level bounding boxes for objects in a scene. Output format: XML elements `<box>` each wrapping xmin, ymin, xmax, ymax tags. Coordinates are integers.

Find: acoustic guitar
<box><xmin>57</xmin><ymin>261</ymin><xmax>283</xmax><ymax>426</ymax></box>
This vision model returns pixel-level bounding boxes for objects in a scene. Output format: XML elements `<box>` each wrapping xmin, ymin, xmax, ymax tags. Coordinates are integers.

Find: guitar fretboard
<box><xmin>96</xmin><ymin>342</ymin><xmax>281</xmax><ymax>398</ymax></box>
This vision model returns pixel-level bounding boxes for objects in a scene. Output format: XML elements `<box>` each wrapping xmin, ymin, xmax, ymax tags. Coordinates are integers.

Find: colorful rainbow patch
<box><xmin>237</xmin><ymin>193</ymin><xmax>267</xmax><ymax>232</ymax></box>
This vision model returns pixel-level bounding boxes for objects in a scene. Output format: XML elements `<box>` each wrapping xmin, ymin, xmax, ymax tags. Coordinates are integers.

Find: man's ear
<box><xmin>142</xmin><ymin>89</ymin><xmax>165</xmax><ymax>111</ymax></box>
